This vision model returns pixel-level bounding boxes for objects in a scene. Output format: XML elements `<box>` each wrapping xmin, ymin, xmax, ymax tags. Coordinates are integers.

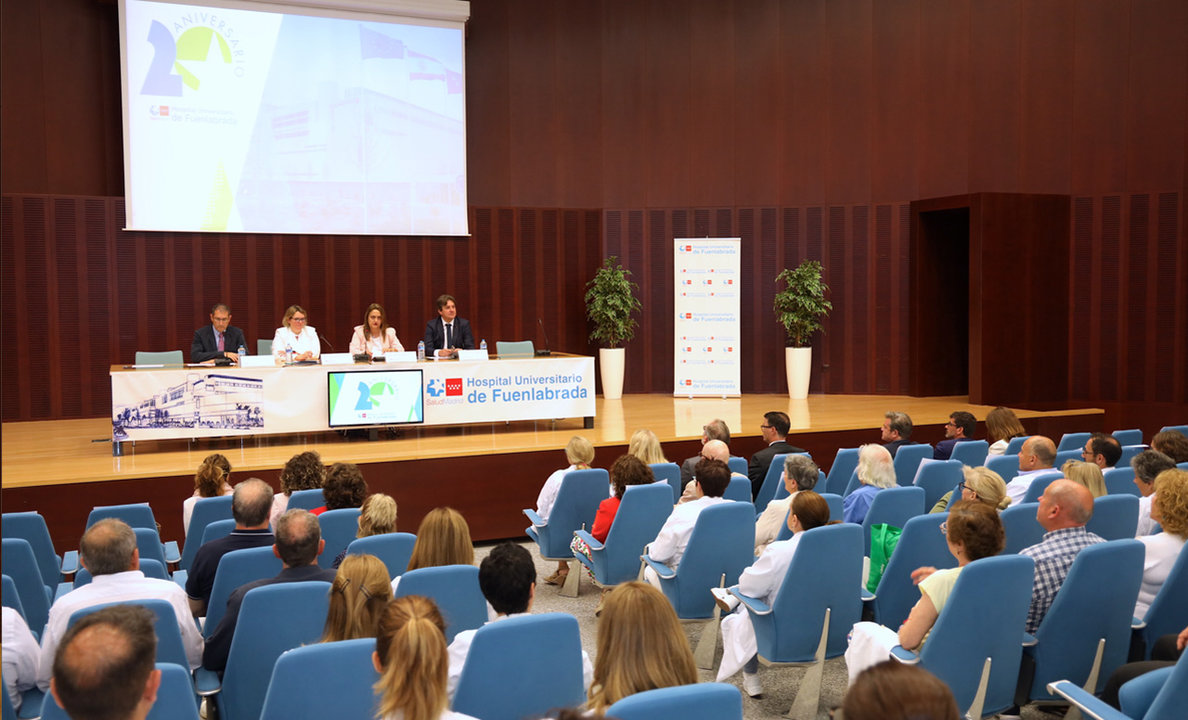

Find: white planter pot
<box><xmin>599</xmin><ymin>348</ymin><xmax>626</xmax><ymax>399</ymax></box>
<box><xmin>786</xmin><ymin>347</ymin><xmax>812</xmax><ymax>399</ymax></box>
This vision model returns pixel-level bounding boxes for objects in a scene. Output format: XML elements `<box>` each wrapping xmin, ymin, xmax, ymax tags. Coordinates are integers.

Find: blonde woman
<box><xmin>1062</xmin><ymin>459</ymin><xmax>1108</xmax><ymax>498</ymax></box>
<box><xmin>929</xmin><ymin>466</ymin><xmax>1011</xmax><ymax>514</ymax></box>
<box><xmin>534</xmin><ymin>436</ymin><xmax>595</xmax><ymax>584</ymax></box>
<box><xmin>183</xmin><ymin>453</ymin><xmax>233</xmax><ymax>537</ymax></box>
<box><xmin>628</xmin><ymin>429</ymin><xmax>668</xmax><ymax>465</ymax></box>
<box><xmin>272</xmin><ymin>304</ymin><xmax>320</xmax><ymax>361</ymax></box>
<box><xmin>985</xmin><ymin>407</ymin><xmax>1027</xmax><ymax>456</ymax></box>
<box><xmin>843</xmin><ymin>444</ymin><xmax>897</xmax><ymax>524</ymax></box>
<box><xmin>321</xmin><ymin>554</ymin><xmax>392</xmax><ymax>643</ymax></box>
<box><xmin>333</xmin><ymin>493</ymin><xmax>399</xmax><ymax>568</ymax></box>
<box><xmin>372</xmin><ymin>596</ymin><xmax>478</xmax><ymax>720</ymax></box>
<box><xmin>1135</xmin><ymin>469</ymin><xmax>1188</xmax><ymax>618</ymax></box>
<box><xmin>393</xmin><ymin>507</ymin><xmax>474</xmax><ymax>594</ymax></box>
<box><xmin>587</xmin><ymin>582</ymin><xmax>698</xmax><ymax>713</ymax></box>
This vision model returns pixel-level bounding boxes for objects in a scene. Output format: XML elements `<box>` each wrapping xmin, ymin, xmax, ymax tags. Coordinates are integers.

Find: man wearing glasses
<box><xmin>933</xmin><ymin>411</ymin><xmax>977</xmax><ymax>460</ymax></box>
<box><xmin>1082</xmin><ymin>433</ymin><xmax>1122</xmax><ymax>469</ymax></box>
<box><xmin>747</xmin><ymin>411</ymin><xmax>804</xmax><ymax>500</ymax></box>
<box><xmin>191</xmin><ymin>303</ymin><xmax>247</xmax><ymax>364</ymax></box>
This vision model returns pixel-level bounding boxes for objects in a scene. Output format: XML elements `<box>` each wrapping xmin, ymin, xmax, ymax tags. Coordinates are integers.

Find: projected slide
<box><xmin>123</xmin><ymin>0</ymin><xmax>467</xmax><ymax>235</ymax></box>
<box><xmin>328</xmin><ymin>369</ymin><xmax>424</xmax><ymax>427</ymax></box>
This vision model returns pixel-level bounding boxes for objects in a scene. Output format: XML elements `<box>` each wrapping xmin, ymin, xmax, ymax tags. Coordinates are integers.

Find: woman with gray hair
<box><xmin>843</xmin><ymin>444</ymin><xmax>896</xmax><ymax>525</ymax></box>
<box><xmin>1133</xmin><ymin>449</ymin><xmax>1176</xmax><ymax>536</ymax></box>
<box><xmin>753</xmin><ymin>454</ymin><xmax>820</xmax><ymax>554</ymax></box>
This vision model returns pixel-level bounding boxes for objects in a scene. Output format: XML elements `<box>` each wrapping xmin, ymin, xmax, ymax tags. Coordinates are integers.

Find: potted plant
<box><xmin>585</xmin><ymin>256</ymin><xmax>641</xmax><ymax>399</ymax></box>
<box><xmin>774</xmin><ymin>260</ymin><xmax>832</xmax><ymax>398</ymax></box>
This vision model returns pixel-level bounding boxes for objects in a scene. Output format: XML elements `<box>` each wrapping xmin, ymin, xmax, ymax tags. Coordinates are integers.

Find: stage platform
<box><xmin>2</xmin><ymin>394</ymin><xmax>1103</xmax><ymax>548</ymax></box>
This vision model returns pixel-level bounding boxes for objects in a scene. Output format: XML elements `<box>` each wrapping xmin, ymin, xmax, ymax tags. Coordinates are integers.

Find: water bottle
<box><xmin>480</xmin><ymin>339</ymin><xmax>487</xmax><ymax>351</ymax></box>
<box><xmin>285</xmin><ymin>342</ymin><xmax>294</xmax><ymax>364</ymax></box>
<box><xmin>416</xmin><ymin>340</ymin><xmax>426</xmax><ymax>361</ymax></box>
<box><xmin>237</xmin><ymin>344</ymin><xmax>246</xmax><ymax>363</ymax></box>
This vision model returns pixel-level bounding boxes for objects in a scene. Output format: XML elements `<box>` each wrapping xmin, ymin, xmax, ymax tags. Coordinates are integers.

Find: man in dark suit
<box><xmin>190</xmin><ymin>303</ymin><xmax>248</xmax><ymax>363</ymax></box>
<box><xmin>747</xmin><ymin>411</ymin><xmax>805</xmax><ymax>500</ymax></box>
<box><xmin>423</xmin><ymin>294</ymin><xmax>475</xmax><ymax>358</ymax></box>
<box><xmin>881</xmin><ymin>410</ymin><xmax>916</xmax><ymax>458</ymax></box>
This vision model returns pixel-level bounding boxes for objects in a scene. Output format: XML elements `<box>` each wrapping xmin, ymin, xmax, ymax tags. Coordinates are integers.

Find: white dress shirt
<box><xmin>646</xmin><ymin>495</ymin><xmax>731</xmax><ymax>570</ymax></box>
<box><xmin>1005</xmin><ymin>469</ymin><xmax>1048</xmax><ymax>504</ymax></box>
<box><xmin>3</xmin><ymin>607</ymin><xmax>39</xmax><ymax>710</ymax></box>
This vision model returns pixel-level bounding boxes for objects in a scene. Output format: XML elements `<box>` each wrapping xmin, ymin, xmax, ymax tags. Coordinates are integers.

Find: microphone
<box><xmin>318</xmin><ymin>332</ymin><xmax>335</xmax><ymax>351</ymax></box>
<box><xmin>535</xmin><ymin>318</ymin><xmax>553</xmax><ymax>356</ymax></box>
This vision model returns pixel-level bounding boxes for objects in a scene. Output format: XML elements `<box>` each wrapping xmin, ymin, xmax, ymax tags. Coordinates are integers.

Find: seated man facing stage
<box><xmin>933</xmin><ymin>410</ymin><xmax>977</xmax><ymax>460</ymax></box>
<box><xmin>424</xmin><ymin>294</ymin><xmax>475</xmax><ymax>358</ymax></box>
<box><xmin>748</xmin><ymin>411</ymin><xmax>804</xmax><ymax>500</ymax></box>
<box><xmin>644</xmin><ymin>459</ymin><xmax>731</xmax><ymax>587</ymax></box>
<box><xmin>272</xmin><ymin>305</ymin><xmax>320</xmax><ymax>362</ymax></box>
<box><xmin>679</xmin><ymin>418</ymin><xmax>732</xmax><ymax>489</ymax></box>
<box><xmin>190</xmin><ymin>303</ymin><xmax>247</xmax><ymax>364</ymax></box>
<box><xmin>881</xmin><ymin>411</ymin><xmax>916</xmax><ymax>458</ymax></box>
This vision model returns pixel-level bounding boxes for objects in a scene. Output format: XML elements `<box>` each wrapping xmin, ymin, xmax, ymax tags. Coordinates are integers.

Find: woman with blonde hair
<box><xmin>183</xmin><ymin>453</ymin><xmax>233</xmax><ymax>537</ymax></box>
<box><xmin>628</xmin><ymin>428</ymin><xmax>668</xmax><ymax>465</ymax></box>
<box><xmin>393</xmin><ymin>507</ymin><xmax>474</xmax><ymax>594</ymax></box>
<box><xmin>349</xmin><ymin>303</ymin><xmax>404</xmax><ymax>358</ymax></box>
<box><xmin>272</xmin><ymin>304</ymin><xmax>320</xmax><ymax>362</ymax></box>
<box><xmin>372</xmin><ymin>596</ymin><xmax>477</xmax><ymax>720</ymax></box>
<box><xmin>985</xmin><ymin>406</ymin><xmax>1027</xmax><ymax>456</ymax></box>
<box><xmin>1062</xmin><ymin>459</ymin><xmax>1108</xmax><ymax>498</ymax></box>
<box><xmin>534</xmin><ymin>436</ymin><xmax>596</xmax><ymax>584</ymax></box>
<box><xmin>929</xmin><ymin>465</ymin><xmax>1011</xmax><ymax>513</ymax></box>
<box><xmin>321</xmin><ymin>554</ymin><xmax>392</xmax><ymax>643</ymax></box>
<box><xmin>1135</xmin><ymin>469</ymin><xmax>1188</xmax><ymax>618</ymax></box>
<box><xmin>587</xmin><ymin>582</ymin><xmax>698</xmax><ymax>713</ymax></box>
<box><xmin>333</xmin><ymin>493</ymin><xmax>399</xmax><ymax>568</ymax></box>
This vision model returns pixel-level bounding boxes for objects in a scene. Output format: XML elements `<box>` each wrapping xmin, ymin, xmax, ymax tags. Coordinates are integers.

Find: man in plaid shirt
<box><xmin>1019</xmin><ymin>479</ymin><xmax>1105</xmax><ymax>633</ymax></box>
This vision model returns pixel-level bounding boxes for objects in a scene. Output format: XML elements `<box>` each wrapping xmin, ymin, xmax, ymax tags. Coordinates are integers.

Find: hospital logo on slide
<box><xmin>140</xmin><ymin>14</ymin><xmax>246</xmax><ymax>96</ymax></box>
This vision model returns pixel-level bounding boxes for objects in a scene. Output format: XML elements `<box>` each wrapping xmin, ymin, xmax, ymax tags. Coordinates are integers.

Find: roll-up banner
<box><xmin>673</xmin><ymin>238</ymin><xmax>741</xmax><ymax>397</ymax></box>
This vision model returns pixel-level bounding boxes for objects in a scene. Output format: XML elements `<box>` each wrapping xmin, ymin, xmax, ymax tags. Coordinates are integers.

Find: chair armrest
<box><xmin>60</xmin><ymin>551</ymin><xmax>79</xmax><ymax>576</ymax></box>
<box><xmin>163</xmin><ymin>541</ymin><xmax>181</xmax><ymax>565</ymax></box>
<box><xmin>1022</xmin><ymin>632</ymin><xmax>1037</xmax><ymax>647</ymax></box>
<box><xmin>641</xmin><ymin>555</ymin><xmax>675</xmax><ymax>579</ymax></box>
<box><xmin>171</xmin><ymin>570</ymin><xmax>188</xmax><ymax>589</ymax></box>
<box><xmin>729</xmin><ymin>588</ymin><xmax>772</xmax><ymax>616</ymax></box>
<box><xmin>573</xmin><ymin>530</ymin><xmax>604</xmax><ymax>552</ymax></box>
<box><xmin>523</xmin><ymin>509</ymin><xmax>546</xmax><ymax>527</ymax></box>
<box><xmin>194</xmin><ymin>668</ymin><xmax>221</xmax><ymax>696</ymax></box>
<box><xmin>861</xmin><ymin>588</ymin><xmax>875</xmax><ymax>601</ymax></box>
<box><xmin>1131</xmin><ymin>616</ymin><xmax>1146</xmax><ymax>629</ymax></box>
<box><xmin>1046</xmin><ymin>680</ymin><xmax>1128</xmax><ymax>720</ymax></box>
<box><xmin>889</xmin><ymin>645</ymin><xmax>920</xmax><ymax>664</ymax></box>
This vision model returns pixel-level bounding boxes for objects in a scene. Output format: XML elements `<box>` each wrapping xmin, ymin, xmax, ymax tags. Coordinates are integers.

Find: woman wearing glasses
<box><xmin>929</xmin><ymin>466</ymin><xmax>1011</xmax><ymax>513</ymax></box>
<box><xmin>273</xmin><ymin>305</ymin><xmax>321</xmax><ymax>361</ymax></box>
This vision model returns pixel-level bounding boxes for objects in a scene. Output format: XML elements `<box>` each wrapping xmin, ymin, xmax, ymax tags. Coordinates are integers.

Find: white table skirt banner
<box><xmin>673</xmin><ymin>238</ymin><xmax>741</xmax><ymax>397</ymax></box>
<box><xmin>111</xmin><ymin>356</ymin><xmax>596</xmax><ymax>441</ymax></box>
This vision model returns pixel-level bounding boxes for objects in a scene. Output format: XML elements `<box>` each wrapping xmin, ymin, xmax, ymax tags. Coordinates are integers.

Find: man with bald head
<box><xmin>679</xmin><ymin>418</ymin><xmax>732</xmax><ymax>489</ymax></box>
<box><xmin>51</xmin><ymin>605</ymin><xmax>160</xmax><ymax>720</ymax></box>
<box><xmin>677</xmin><ymin>439</ymin><xmax>744</xmax><ymax>503</ymax></box>
<box><xmin>1004</xmin><ymin>435</ymin><xmax>1058</xmax><ymax>504</ymax></box>
<box><xmin>185</xmin><ymin>478</ymin><xmax>276</xmax><ymax>616</ymax></box>
<box><xmin>1019</xmin><ymin>479</ymin><xmax>1104</xmax><ymax>633</ymax></box>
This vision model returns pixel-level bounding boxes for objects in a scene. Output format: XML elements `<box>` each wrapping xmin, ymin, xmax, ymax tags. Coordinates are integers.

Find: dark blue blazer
<box><xmin>423</xmin><ymin>317</ymin><xmax>475</xmax><ymax>355</ymax></box>
<box><xmin>191</xmin><ymin>325</ymin><xmax>248</xmax><ymax>362</ymax></box>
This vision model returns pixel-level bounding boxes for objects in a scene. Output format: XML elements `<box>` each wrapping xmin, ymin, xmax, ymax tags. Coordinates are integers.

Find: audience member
<box><xmin>373</xmin><ymin>596</ymin><xmax>478</xmax><ymax>720</ymax></box>
<box><xmin>845</xmin><ymin>501</ymin><xmax>1005</xmax><ymax>681</ymax></box>
<box><xmin>679</xmin><ymin>419</ymin><xmax>731</xmax><ymax>487</ymax></box>
<box><xmin>1135</xmin><ymin>469</ymin><xmax>1188</xmax><ymax>619</ymax></box>
<box><xmin>1100</xmin><ymin>624</ymin><xmax>1186</xmax><ymax>709</ymax></box>
<box><xmin>718</xmin><ymin>492</ymin><xmax>833</xmax><ymax>696</ymax></box>
<box><xmin>1019</xmin><ymin>480</ymin><xmax>1104</xmax><ymax>633</ymax></box>
<box><xmin>1151</xmin><ymin>430</ymin><xmax>1188</xmax><ymax>463</ymax></box>
<box><xmin>1004</xmin><ymin>436</ymin><xmax>1057</xmax><ymax>504</ymax></box>
<box><xmin>841</xmin><ymin>660</ymin><xmax>959</xmax><ymax>720</ymax></box>
<box><xmin>587</xmin><ymin>582</ymin><xmax>698</xmax><ymax>713</ymax></box>
<box><xmin>397</xmin><ymin>507</ymin><xmax>475</xmax><ymax>593</ymax></box>
<box><xmin>50</xmin><ymin>605</ymin><xmax>161</xmax><ymax>720</ymax></box>
<box><xmin>628</xmin><ymin>428</ymin><xmax>668</xmax><ymax>465</ymax></box>
<box><xmin>1060</xmin><ymin>459</ymin><xmax>1107</xmax><ymax>498</ymax></box>
<box><xmin>270</xmin><ymin>450</ymin><xmax>326</xmax><ymax>528</ymax></box>
<box><xmin>203</xmin><ymin>509</ymin><xmax>336</xmax><ymax>672</ymax></box>
<box><xmin>985</xmin><ymin>407</ymin><xmax>1027</xmax><ymax>457</ymax></box>
<box><xmin>677</xmin><ymin>439</ymin><xmax>744</xmax><ymax>503</ymax></box>
<box><xmin>183</xmin><ymin>452</ymin><xmax>233</xmax><ymax>537</ymax></box>
<box><xmin>333</xmin><ymin>492</ymin><xmax>398</xmax><ymax>568</ymax></box>
<box><xmin>842</xmin><ymin>444</ymin><xmax>896</xmax><ymax>525</ymax></box>
<box><xmin>37</xmin><ymin>519</ymin><xmax>202</xmax><ymax>690</ymax></box>
<box><xmin>1132</xmin><ymin>449</ymin><xmax>1176</xmax><ymax>537</ymax></box>
<box><xmin>311</xmin><ymin>462</ymin><xmax>368</xmax><ymax>515</ymax></box>
<box><xmin>934</xmin><ymin>411</ymin><xmax>977</xmax><ymax>460</ymax></box>
<box><xmin>185</xmin><ymin>478</ymin><xmax>275</xmax><ymax>616</ymax></box>
<box><xmin>1083</xmin><ymin>432</ymin><xmax>1122</xmax><ymax>469</ymax></box>
<box><xmin>881</xmin><ymin>411</ymin><xmax>916</xmax><ymax>458</ymax></box>
<box><xmin>2</xmin><ymin>606</ymin><xmax>39</xmax><ymax>712</ymax></box>
<box><xmin>748</xmin><ymin>411</ymin><xmax>804</xmax><ymax>499</ymax></box>
<box><xmin>534</xmin><ymin>436</ymin><xmax>595</xmax><ymax>583</ymax></box>
<box><xmin>446</xmin><ymin>542</ymin><xmax>592</xmax><ymax>699</ymax></box>
<box><xmin>929</xmin><ymin>465</ymin><xmax>1011</xmax><ymax>514</ymax></box>
<box><xmin>754</xmin><ymin>454</ymin><xmax>819</xmax><ymax>554</ymax></box>
<box><xmin>322</xmin><ymin>553</ymin><xmax>392</xmax><ymax>643</ymax></box>
<box><xmin>643</xmin><ymin>458</ymin><xmax>731</xmax><ymax>588</ymax></box>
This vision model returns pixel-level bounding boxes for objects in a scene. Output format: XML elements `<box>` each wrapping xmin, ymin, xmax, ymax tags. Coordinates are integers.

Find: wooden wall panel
<box><xmin>1069</xmin><ymin>0</ymin><xmax>1129</xmax><ymax>195</ymax></box>
<box><xmin>1126</xmin><ymin>0</ymin><xmax>1188</xmax><ymax>192</ymax></box>
<box><xmin>687</xmin><ymin>0</ymin><xmax>734</xmax><ymax>206</ymax></box>
<box><xmin>733</xmin><ymin>1</ymin><xmax>781</xmax><ymax>206</ymax></box>
<box><xmin>1018</xmin><ymin>0</ymin><xmax>1074</xmax><ymax>194</ymax></box>
<box><xmin>915</xmin><ymin>0</ymin><xmax>971</xmax><ymax>199</ymax></box>
<box><xmin>779</xmin><ymin>0</ymin><xmax>828</xmax><ymax>204</ymax></box>
<box><xmin>824</xmin><ymin>0</ymin><xmax>874</xmax><ymax>203</ymax></box>
<box><xmin>969</xmin><ymin>0</ymin><xmax>1022</xmax><ymax>191</ymax></box>
<box><xmin>871</xmin><ymin>1</ymin><xmax>921</xmax><ymax>202</ymax></box>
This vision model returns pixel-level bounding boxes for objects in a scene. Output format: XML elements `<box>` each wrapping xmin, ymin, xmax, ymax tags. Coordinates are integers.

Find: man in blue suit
<box><xmin>191</xmin><ymin>303</ymin><xmax>248</xmax><ymax>363</ymax></box>
<box><xmin>424</xmin><ymin>294</ymin><xmax>475</xmax><ymax>358</ymax></box>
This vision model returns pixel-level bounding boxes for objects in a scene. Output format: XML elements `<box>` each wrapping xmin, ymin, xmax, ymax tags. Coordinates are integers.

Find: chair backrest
<box><xmin>1085</xmin><ymin>495</ymin><xmax>1139</xmax><ymax>540</ymax></box>
<box><xmin>727</xmin><ymin>456</ymin><xmax>748</xmax><ymax>477</ymax></box>
<box><xmin>74</xmin><ymin>559</ymin><xmax>169</xmax><ymax>587</ymax></box>
<box><xmin>1117</xmin><ymin>444</ymin><xmax>1146</xmax><ymax>468</ymax></box>
<box><xmin>286</xmin><ymin>488</ymin><xmax>325</xmax><ymax>512</ymax></box>
<box><xmin>591</xmin><ymin>484</ymin><xmax>673</xmax><ymax>585</ymax></box>
<box><xmin>393</xmin><ymin>565</ymin><xmax>487</xmax><ymax>643</ymax></box>
<box><xmin>530</xmin><ymin>468</ymin><xmax>608</xmax><ymax>558</ymax></box>
<box><xmin>918</xmin><ymin>555</ymin><xmax>1036</xmax><ymax>716</ymax></box>
<box><xmin>259</xmin><ymin>638</ymin><xmax>379</xmax><ymax>720</ymax></box>
<box><xmin>495</xmin><ymin>340</ymin><xmax>534</xmax><ymax>357</ymax></box>
<box><xmin>452</xmin><ymin>613</ymin><xmax>586</xmax><ymax>720</ymax></box>
<box><xmin>204</xmin><ymin>546</ymin><xmax>283</xmax><ymax>637</ymax></box>
<box><xmin>346</xmin><ymin>532</ymin><xmax>416</xmax><ymax>579</ymax></box>
<box><xmin>1</xmin><ymin>575</ymin><xmax>28</xmax><ymax>624</ymax></box>
<box><xmin>950</xmin><ymin>440</ymin><xmax>990</xmax><ymax>467</ymax></box>
<box><xmin>755</xmin><ymin>453</ymin><xmax>799</xmax><ymax>514</ymax></box>
<box><xmin>1021</xmin><ymin>469</ymin><xmax>1066</xmax><ymax>504</ymax></box>
<box><xmin>893</xmin><ymin>444</ymin><xmax>933</xmax><ymax>487</ymax></box>
<box><xmin>756</xmin><ymin>523</ymin><xmax>864</xmax><ymax>663</ymax></box>
<box><xmin>67</xmin><ymin>598</ymin><xmax>190</xmax><ymax>669</ymax></box>
<box><xmin>1004</xmin><ymin>435</ymin><xmax>1030</xmax><ymax>455</ymax></box>
<box><xmin>724</xmin><ymin>476</ymin><xmax>752</xmax><ymax>503</ymax></box>
<box><xmin>842</xmin><ymin>469</ymin><xmax>862</xmax><ymax>497</ymax></box>
<box><xmin>0</xmin><ymin>539</ymin><xmax>50</xmax><ymax>636</ymax></box>
<box><xmin>1057</xmin><ymin>432</ymin><xmax>1093</xmax><ymax>452</ymax></box>
<box><xmin>862</xmin><ymin>486</ymin><xmax>925</xmax><ymax>555</ymax></box>
<box><xmin>912</xmin><ymin>459</ymin><xmax>964</xmax><ymax>509</ymax></box>
<box><xmin>1140</xmin><ymin>649</ymin><xmax>1188</xmax><ymax>718</ymax></box>
<box><xmin>649</xmin><ymin>462</ymin><xmax>682</xmax><ymax>503</ymax></box>
<box><xmin>825</xmin><ymin>447</ymin><xmax>860</xmax><ymax>495</ymax></box>
<box><xmin>1028</xmin><ymin>540</ymin><xmax>1144</xmax><ymax>699</ymax></box>
<box><xmin>872</xmin><ymin>514</ymin><xmax>957</xmax><ymax>628</ymax></box>
<box><xmin>1140</xmin><ymin>542</ymin><xmax>1188</xmax><ymax>657</ymax></box>
<box><xmin>40</xmin><ymin>663</ymin><xmax>200</xmax><ymax>720</ymax></box>
<box><xmin>133</xmin><ymin>527</ymin><xmax>169</xmax><ymax>568</ymax></box>
<box><xmin>180</xmin><ymin>496</ymin><xmax>234</xmax><ymax>571</ymax></box>
<box><xmin>220</xmin><ymin>581</ymin><xmax>331</xmax><ymax>720</ymax></box>
<box><xmin>985</xmin><ymin>454</ymin><xmax>1020</xmax><ymax>483</ymax></box>
<box><xmin>200</xmin><ymin>518</ymin><xmax>237</xmax><ymax>546</ymax></box>
<box><xmin>135</xmin><ymin>350</ymin><xmax>183</xmax><ymax>365</ymax></box>
<box><xmin>1112</xmin><ymin>429</ymin><xmax>1142</xmax><ymax>446</ymax></box>
<box><xmin>1159</xmin><ymin>424</ymin><xmax>1188</xmax><ymax>438</ymax></box>
<box><xmin>657</xmin><ymin>502</ymin><xmax>755</xmax><ymax>618</ymax></box>
<box><xmin>257</xmin><ymin>338</ymin><xmax>273</xmax><ymax>356</ymax></box>
<box><xmin>821</xmin><ymin>492</ymin><xmax>844</xmax><ymax>523</ymax></box>
<box><xmin>1</xmin><ymin>679</ymin><xmax>16</xmax><ymax>720</ymax></box>
<box><xmin>2</xmin><ymin>512</ymin><xmax>62</xmax><ymax>585</ymax></box>
<box><xmin>1054</xmin><ymin>448</ymin><xmax>1083</xmax><ymax>468</ymax></box>
<box><xmin>86</xmin><ymin>503</ymin><xmax>157</xmax><ymax>529</ymax></box>
<box><xmin>317</xmin><ymin>508</ymin><xmax>362</xmax><ymax>569</ymax></box>
<box><xmin>1000</xmin><ymin>502</ymin><xmax>1045</xmax><ymax>554</ymax></box>
<box><xmin>605</xmin><ymin>682</ymin><xmax>743</xmax><ymax>720</ymax></box>
<box><xmin>1103</xmin><ymin>466</ymin><xmax>1140</xmax><ymax>496</ymax></box>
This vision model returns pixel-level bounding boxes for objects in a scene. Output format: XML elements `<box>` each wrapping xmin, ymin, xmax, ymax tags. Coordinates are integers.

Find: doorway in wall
<box><xmin>910</xmin><ymin>205</ymin><xmax>970</xmax><ymax>397</ymax></box>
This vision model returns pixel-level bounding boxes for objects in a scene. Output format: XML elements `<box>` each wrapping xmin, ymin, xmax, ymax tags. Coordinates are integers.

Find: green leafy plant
<box><xmin>585</xmin><ymin>256</ymin><xmax>642</xmax><ymax>348</ymax></box>
<box><xmin>774</xmin><ymin>260</ymin><xmax>832</xmax><ymax>347</ymax></box>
